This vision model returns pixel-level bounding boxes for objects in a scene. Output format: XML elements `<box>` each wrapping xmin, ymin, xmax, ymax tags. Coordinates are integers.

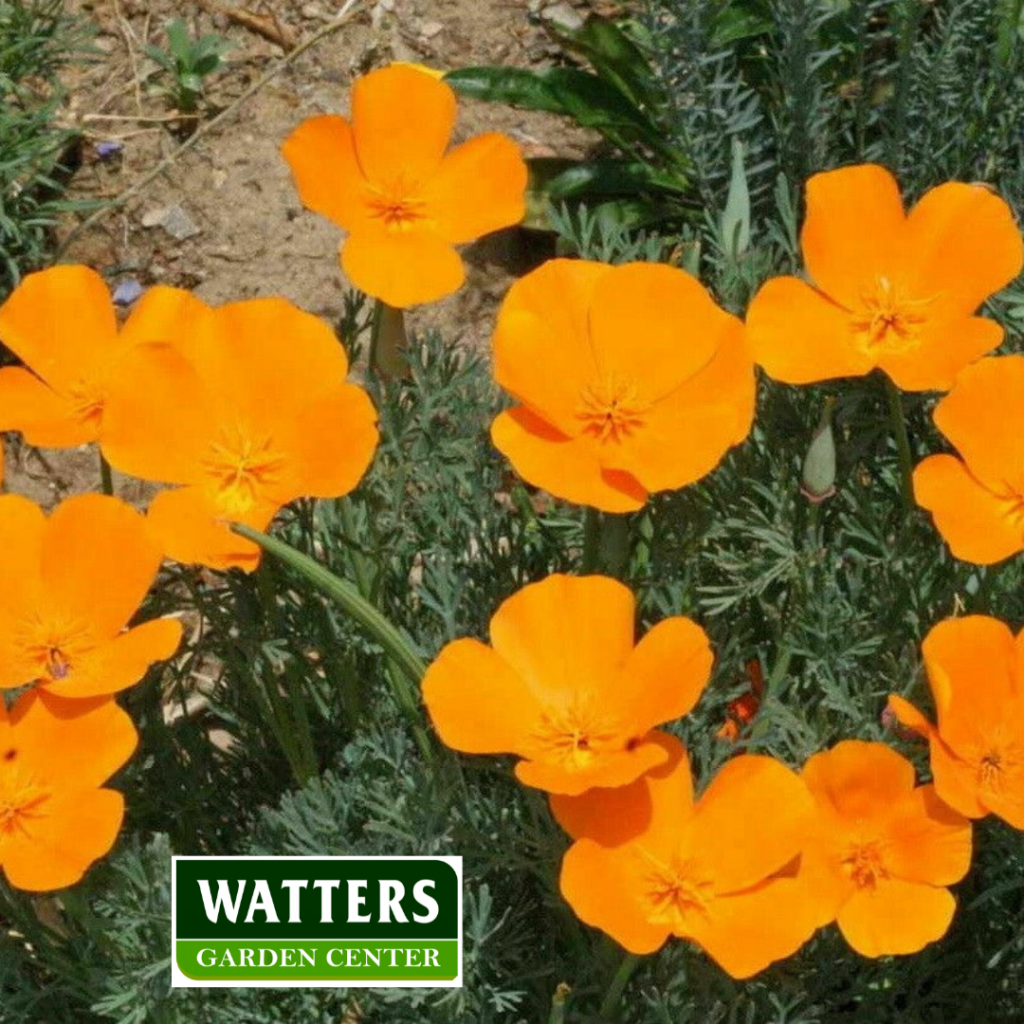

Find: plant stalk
<box><xmin>884</xmin><ymin>377</ymin><xmax>914</xmax><ymax>513</ymax></box>
<box><xmin>599</xmin><ymin>952</ymin><xmax>641</xmax><ymax>1020</ymax></box>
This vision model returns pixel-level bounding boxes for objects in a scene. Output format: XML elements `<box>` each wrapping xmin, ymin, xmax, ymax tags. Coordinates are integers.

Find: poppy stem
<box><xmin>231</xmin><ymin>523</ymin><xmax>434</xmax><ymax>763</ymax></box>
<box><xmin>884</xmin><ymin>377</ymin><xmax>914</xmax><ymax>513</ymax></box>
<box><xmin>598</xmin><ymin>952</ymin><xmax>642</xmax><ymax>1020</ymax></box>
<box><xmin>99</xmin><ymin>453</ymin><xmax>114</xmax><ymax>496</ymax></box>
<box><xmin>369</xmin><ymin>300</ymin><xmax>409</xmax><ymax>377</ymax></box>
<box><xmin>581</xmin><ymin>506</ymin><xmax>601</xmax><ymax>572</ymax></box>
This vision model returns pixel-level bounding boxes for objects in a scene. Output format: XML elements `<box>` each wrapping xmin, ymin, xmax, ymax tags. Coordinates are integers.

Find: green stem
<box><xmin>884</xmin><ymin>377</ymin><xmax>914</xmax><ymax>514</ymax></box>
<box><xmin>99</xmin><ymin>453</ymin><xmax>114</xmax><ymax>496</ymax></box>
<box><xmin>599</xmin><ymin>513</ymin><xmax>631</xmax><ymax>580</ymax></box>
<box><xmin>581</xmin><ymin>506</ymin><xmax>601</xmax><ymax>573</ymax></box>
<box><xmin>232</xmin><ymin>523</ymin><xmax>433</xmax><ymax>762</ymax></box>
<box><xmin>369</xmin><ymin>300</ymin><xmax>409</xmax><ymax>377</ymax></box>
<box><xmin>598</xmin><ymin>952</ymin><xmax>641</xmax><ymax>1020</ymax></box>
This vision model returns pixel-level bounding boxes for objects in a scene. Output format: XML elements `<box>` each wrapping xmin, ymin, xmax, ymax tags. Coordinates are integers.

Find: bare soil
<box><xmin>7</xmin><ymin>0</ymin><xmax>602</xmax><ymax>503</ymax></box>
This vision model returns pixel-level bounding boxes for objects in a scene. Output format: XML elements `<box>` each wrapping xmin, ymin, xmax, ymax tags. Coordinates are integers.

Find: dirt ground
<box><xmin>7</xmin><ymin>0</ymin><xmax>603</xmax><ymax>504</ymax></box>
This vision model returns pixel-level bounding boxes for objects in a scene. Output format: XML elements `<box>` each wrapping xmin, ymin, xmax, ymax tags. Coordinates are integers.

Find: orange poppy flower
<box><xmin>797</xmin><ymin>740</ymin><xmax>972</xmax><ymax>958</ymax></box>
<box><xmin>914</xmin><ymin>356</ymin><xmax>1024</xmax><ymax>564</ymax></box>
<box><xmin>889</xmin><ymin>615</ymin><xmax>1024</xmax><ymax>830</ymax></box>
<box><xmin>0</xmin><ymin>493</ymin><xmax>181</xmax><ymax>698</ymax></box>
<box><xmin>0</xmin><ymin>688</ymin><xmax>137</xmax><ymax>891</ymax></box>
<box><xmin>491</xmin><ymin>259</ymin><xmax>755</xmax><ymax>513</ymax></box>
<box><xmin>421</xmin><ymin>574</ymin><xmax>713</xmax><ymax>796</ymax></box>
<box><xmin>558</xmin><ymin>734</ymin><xmax>820</xmax><ymax>978</ymax></box>
<box><xmin>747</xmin><ymin>164</ymin><xmax>1022</xmax><ymax>391</ymax></box>
<box><xmin>100</xmin><ymin>296</ymin><xmax>379</xmax><ymax>571</ymax></box>
<box><xmin>0</xmin><ymin>264</ymin><xmax>209</xmax><ymax>447</ymax></box>
<box><xmin>282</xmin><ymin>63</ymin><xmax>527</xmax><ymax>309</ymax></box>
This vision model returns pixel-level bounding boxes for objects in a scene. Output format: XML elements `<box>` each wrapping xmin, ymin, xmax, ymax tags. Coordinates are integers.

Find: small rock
<box><xmin>420</xmin><ymin>20</ymin><xmax>444</xmax><ymax>39</ymax></box>
<box><xmin>543</xmin><ymin>0</ymin><xmax>585</xmax><ymax>32</ymax></box>
<box><xmin>212</xmin><ymin>168</ymin><xmax>228</xmax><ymax>189</ymax></box>
<box><xmin>141</xmin><ymin>206</ymin><xmax>167</xmax><ymax>228</ymax></box>
<box><xmin>161</xmin><ymin>204</ymin><xmax>201</xmax><ymax>240</ymax></box>
<box><xmin>112</xmin><ymin>278</ymin><xmax>144</xmax><ymax>306</ymax></box>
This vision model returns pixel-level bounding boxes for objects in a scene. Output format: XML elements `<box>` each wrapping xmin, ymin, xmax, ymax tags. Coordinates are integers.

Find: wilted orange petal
<box><xmin>1</xmin><ymin>788</ymin><xmax>124</xmax><ymax>892</ymax></box>
<box><xmin>341</xmin><ymin>227</ymin><xmax>464</xmax><ymax>308</ymax></box>
<box><xmin>560</xmin><ymin>839</ymin><xmax>670</xmax><ymax>954</ymax></box>
<box><xmin>913</xmin><ymin>455</ymin><xmax>1024</xmax><ymax>565</ymax></box>
<box><xmin>0</xmin><ymin>367</ymin><xmax>98</xmax><ymax>447</ymax></box>
<box><xmin>689</xmin><ymin>755</ymin><xmax>813</xmax><ymax>893</ymax></box>
<box><xmin>424</xmin><ymin>133</ymin><xmax>527</xmax><ymax>244</ymax></box>
<box><xmin>491</xmin><ymin>407</ymin><xmax>647</xmax><ymax>513</ymax></box>
<box><xmin>836</xmin><ymin>876</ymin><xmax>955</xmax><ymax>957</ymax></box>
<box><xmin>351</xmin><ymin>64</ymin><xmax>456</xmax><ymax>189</ymax></box>
<box><xmin>145</xmin><ymin>485</ymin><xmax>267</xmax><ymax>572</ymax></box>
<box><xmin>281</xmin><ymin>115</ymin><xmax>373</xmax><ymax>232</ymax></box>
<box><xmin>618</xmin><ymin>617</ymin><xmax>712</xmax><ymax>735</ymax></box>
<box><xmin>45</xmin><ymin>619</ymin><xmax>183</xmax><ymax>699</ymax></box>
<box><xmin>905</xmin><ymin>181</ymin><xmax>1024</xmax><ymax>320</ymax></box>
<box><xmin>0</xmin><ymin>265</ymin><xmax>117</xmax><ymax>393</ymax></box>
<box><xmin>878</xmin><ymin>316</ymin><xmax>1003</xmax><ymax>393</ymax></box>
<box><xmin>689</xmin><ymin>877</ymin><xmax>820</xmax><ymax>980</ymax></box>
<box><xmin>932</xmin><ymin>356</ymin><xmax>1024</xmax><ymax>494</ymax></box>
<box><xmin>606</xmin><ymin>324</ymin><xmax>754</xmax><ymax>492</ymax></box>
<box><xmin>885</xmin><ymin>694</ymin><xmax>933</xmax><ymax>739</ymax></box>
<box><xmin>588</xmin><ymin>263</ymin><xmax>721</xmax><ymax>402</ymax></box>
<box><xmin>488</xmin><ymin>574</ymin><xmax>634</xmax><ymax>699</ymax></box>
<box><xmin>421</xmin><ymin>638</ymin><xmax>541</xmax><ymax>756</ymax></box>
<box><xmin>40</xmin><ymin>494</ymin><xmax>165</xmax><ymax>637</ymax></box>
<box><xmin>801</xmin><ymin>164</ymin><xmax>907</xmax><ymax>309</ymax></box>
<box><xmin>802</xmin><ymin>740</ymin><xmax>915</xmax><ymax>820</ymax></box>
<box><xmin>746</xmin><ymin>276</ymin><xmax>875</xmax><ymax>384</ymax></box>
<box><xmin>881</xmin><ymin>785</ymin><xmax>972</xmax><ymax>886</ymax></box>
<box><xmin>101</xmin><ymin>343</ymin><xmax>212</xmax><ymax>485</ymax></box>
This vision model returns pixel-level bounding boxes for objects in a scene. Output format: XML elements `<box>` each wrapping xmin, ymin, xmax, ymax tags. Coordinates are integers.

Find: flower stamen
<box><xmin>576</xmin><ymin>377</ymin><xmax>652</xmax><ymax>444</ymax></box>
<box><xmin>850</xmin><ymin>277</ymin><xmax>932</xmax><ymax>356</ymax></box>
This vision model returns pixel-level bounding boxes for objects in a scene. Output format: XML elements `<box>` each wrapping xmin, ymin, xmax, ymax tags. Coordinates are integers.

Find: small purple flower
<box><xmin>96</xmin><ymin>141</ymin><xmax>123</xmax><ymax>159</ymax></box>
<box><xmin>112</xmin><ymin>278</ymin><xmax>144</xmax><ymax>307</ymax></box>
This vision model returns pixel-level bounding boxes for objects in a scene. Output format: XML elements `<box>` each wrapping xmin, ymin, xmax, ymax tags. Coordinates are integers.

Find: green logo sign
<box><xmin>171</xmin><ymin>856</ymin><xmax>462</xmax><ymax>987</ymax></box>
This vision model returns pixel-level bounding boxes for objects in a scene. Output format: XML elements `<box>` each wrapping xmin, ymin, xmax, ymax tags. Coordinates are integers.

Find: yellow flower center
<box><xmin>842</xmin><ymin>839</ymin><xmax>888</xmax><ymax>890</ymax></box>
<box><xmin>201</xmin><ymin>429</ymin><xmax>286</xmax><ymax>517</ymax></box>
<box><xmin>849</xmin><ymin>277</ymin><xmax>932</xmax><ymax>355</ymax></box>
<box><xmin>530</xmin><ymin>696</ymin><xmax>624</xmax><ymax>771</ymax></box>
<box><xmin>67</xmin><ymin>377</ymin><xmax>105</xmax><ymax>431</ymax></box>
<box><xmin>0</xmin><ymin>756</ymin><xmax>49</xmax><ymax>844</ymax></box>
<box><xmin>367</xmin><ymin>179</ymin><xmax>429</xmax><ymax>232</ymax></box>
<box><xmin>15</xmin><ymin>611</ymin><xmax>96</xmax><ymax>683</ymax></box>
<box><xmin>576</xmin><ymin>377</ymin><xmax>652</xmax><ymax>444</ymax></box>
<box><xmin>643</xmin><ymin>855</ymin><xmax>715</xmax><ymax>930</ymax></box>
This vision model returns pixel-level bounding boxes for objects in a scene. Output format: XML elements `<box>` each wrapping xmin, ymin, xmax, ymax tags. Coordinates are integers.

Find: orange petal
<box><xmin>145</xmin><ymin>486</ymin><xmax>267</xmax><ymax>572</ymax></box>
<box><xmin>190</xmin><ymin>298</ymin><xmax>352</xmax><ymax>427</ymax></box>
<box><xmin>802</xmin><ymin>740</ymin><xmax>915</xmax><ymax>820</ymax></box>
<box><xmin>488</xmin><ymin>574</ymin><xmax>634</xmax><ymax>700</ymax></box>
<box><xmin>0</xmin><ymin>494</ymin><xmax>45</xmax><ymax>616</ymax></box>
<box><xmin>688</xmin><ymin>877</ymin><xmax>820</xmax><ymax>980</ymax></box>
<box><xmin>269</xmin><ymin>384</ymin><xmax>379</xmax><ymax>504</ymax></box>
<box><xmin>421</xmin><ymin>638</ymin><xmax>540</xmax><ymax>756</ymax></box>
<box><xmin>904</xmin><ymin>181</ymin><xmax>1023</xmax><ymax>319</ymax></box>
<box><xmin>424</xmin><ymin>133</ymin><xmax>527</xmax><ymax>244</ymax></box>
<box><xmin>921</xmin><ymin>615</ymin><xmax>1015</xmax><ymax>745</ymax></box>
<box><xmin>588</xmin><ymin>263</ymin><xmax>722</xmax><ymax>402</ymax></box>
<box><xmin>1</xmin><ymin>788</ymin><xmax>124</xmax><ymax>892</ymax></box>
<box><xmin>352</xmin><ymin>65</ymin><xmax>455</xmax><ymax>189</ymax></box>
<box><xmin>491</xmin><ymin>407</ymin><xmax>647</xmax><ymax>513</ymax></box>
<box><xmin>559</xmin><ymin>839</ymin><xmax>670</xmax><ymax>954</ymax></box>
<box><xmin>0</xmin><ymin>366</ymin><xmax>98</xmax><ymax>447</ymax></box>
<box><xmin>886</xmin><ymin>694</ymin><xmax>934</xmax><ymax>738</ymax></box>
<box><xmin>341</xmin><ymin>227</ymin><xmax>464</xmax><ymax>308</ymax></box>
<box><xmin>45</xmin><ymin>619</ymin><xmax>183</xmax><ymax>699</ymax></box>
<box><xmin>689</xmin><ymin>755</ymin><xmax>814</xmax><ymax>892</ymax></box>
<box><xmin>879</xmin><ymin>316</ymin><xmax>1002</xmax><ymax>393</ymax></box>
<box><xmin>801</xmin><ymin>164</ymin><xmax>908</xmax><ymax>309</ymax></box>
<box><xmin>13</xmin><ymin>690</ymin><xmax>137</xmax><ymax>788</ymax></box>
<box><xmin>913</xmin><ymin>455</ymin><xmax>1024</xmax><ymax>565</ymax></box>
<box><xmin>0</xmin><ymin>265</ymin><xmax>117</xmax><ymax>393</ymax></box>
<box><xmin>881</xmin><ymin>784</ymin><xmax>972</xmax><ymax>886</ymax></box>
<box><xmin>118</xmin><ymin>285</ymin><xmax>213</xmax><ymax>348</ymax></box>
<box><xmin>927</xmin><ymin>732</ymin><xmax>989</xmax><ymax>819</ymax></box>
<box><xmin>977</xmin><ymin>758</ymin><xmax>1024</xmax><ymax>830</ymax></box>
<box><xmin>515</xmin><ymin>735</ymin><xmax>668</xmax><ymax>796</ymax></box>
<box><xmin>931</xmin><ymin>355</ymin><xmax>1024</xmax><ymax>494</ymax></box>
<box><xmin>836</xmin><ymin>877</ymin><xmax>955</xmax><ymax>957</ymax></box>
<box><xmin>101</xmin><ymin>343</ymin><xmax>212</xmax><ymax>485</ymax></box>
<box><xmin>549</xmin><ymin>732</ymin><xmax>688</xmax><ymax>846</ymax></box>
<box><xmin>281</xmin><ymin>115</ymin><xmax>373</xmax><ymax>232</ymax></box>
<box><xmin>40</xmin><ymin>494</ymin><xmax>164</xmax><ymax>637</ymax></box>
<box><xmin>605</xmin><ymin>322</ymin><xmax>754</xmax><ymax>492</ymax></box>
<box><xmin>618</xmin><ymin>617</ymin><xmax>713</xmax><ymax>734</ymax></box>
<box><xmin>746</xmin><ymin>276</ymin><xmax>875</xmax><ymax>384</ymax></box>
